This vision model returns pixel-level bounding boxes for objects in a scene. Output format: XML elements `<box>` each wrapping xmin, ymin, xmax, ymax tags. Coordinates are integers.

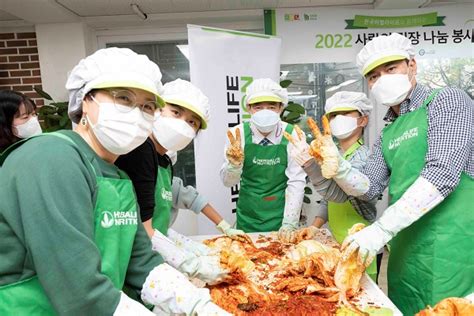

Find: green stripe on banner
<box><xmin>264</xmin><ymin>9</ymin><xmax>276</xmax><ymax>35</ymax></box>
<box><xmin>202</xmin><ymin>26</ymin><xmax>272</xmax><ymax>39</ymax></box>
<box><xmin>345</xmin><ymin>12</ymin><xmax>445</xmax><ymax>29</ymax></box>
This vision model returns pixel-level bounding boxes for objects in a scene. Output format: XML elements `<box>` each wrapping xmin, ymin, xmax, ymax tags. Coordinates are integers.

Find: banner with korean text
<box><xmin>188</xmin><ymin>25</ymin><xmax>281</xmax><ymax>234</ymax></box>
<box><xmin>265</xmin><ymin>4</ymin><xmax>473</xmax><ymax>64</ymax></box>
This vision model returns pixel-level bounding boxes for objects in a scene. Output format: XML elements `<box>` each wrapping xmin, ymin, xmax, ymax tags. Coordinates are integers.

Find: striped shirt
<box><xmin>362</xmin><ymin>83</ymin><xmax>474</xmax><ymax>200</ymax></box>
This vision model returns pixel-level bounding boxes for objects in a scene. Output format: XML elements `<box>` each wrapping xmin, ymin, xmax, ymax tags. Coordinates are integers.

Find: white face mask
<box><xmin>250</xmin><ymin>109</ymin><xmax>280</xmax><ymax>134</ymax></box>
<box><xmin>329</xmin><ymin>115</ymin><xmax>359</xmax><ymax>140</ymax></box>
<box><xmin>370</xmin><ymin>72</ymin><xmax>414</xmax><ymax>107</ymax></box>
<box><xmin>152</xmin><ymin>116</ymin><xmax>196</xmax><ymax>152</ymax></box>
<box><xmin>13</xmin><ymin>116</ymin><xmax>42</xmax><ymax>139</ymax></box>
<box><xmin>166</xmin><ymin>150</ymin><xmax>177</xmax><ymax>165</ymax></box>
<box><xmin>88</xmin><ymin>98</ymin><xmax>152</xmax><ymax>155</ymax></box>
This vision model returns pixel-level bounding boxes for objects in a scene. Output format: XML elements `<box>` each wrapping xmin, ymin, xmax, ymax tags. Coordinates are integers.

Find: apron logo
<box><xmin>100</xmin><ymin>210</ymin><xmax>138</xmax><ymax>228</ymax></box>
<box><xmin>161</xmin><ymin>188</ymin><xmax>173</xmax><ymax>202</ymax></box>
<box><xmin>388</xmin><ymin>127</ymin><xmax>419</xmax><ymax>150</ymax></box>
<box><xmin>252</xmin><ymin>156</ymin><xmax>281</xmax><ymax>166</ymax></box>
<box><xmin>101</xmin><ymin>211</ymin><xmax>114</xmax><ymax>228</ymax></box>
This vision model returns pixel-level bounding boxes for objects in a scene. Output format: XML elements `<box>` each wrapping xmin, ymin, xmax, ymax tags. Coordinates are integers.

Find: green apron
<box><xmin>381</xmin><ymin>90</ymin><xmax>474</xmax><ymax>315</ymax></box>
<box><xmin>328</xmin><ymin>140</ymin><xmax>377</xmax><ymax>281</ymax></box>
<box><xmin>0</xmin><ymin>132</ymin><xmax>139</xmax><ymax>315</ymax></box>
<box><xmin>152</xmin><ymin>164</ymin><xmax>173</xmax><ymax>234</ymax></box>
<box><xmin>236</xmin><ymin>122</ymin><xmax>293</xmax><ymax>232</ymax></box>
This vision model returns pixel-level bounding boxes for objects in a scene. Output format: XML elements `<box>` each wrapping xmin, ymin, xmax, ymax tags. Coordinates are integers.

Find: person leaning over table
<box><xmin>291</xmin><ymin>91</ymin><xmax>381</xmax><ymax>282</ymax></box>
<box><xmin>220</xmin><ymin>78</ymin><xmax>306</xmax><ymax>243</ymax></box>
<box><xmin>0</xmin><ymin>47</ymin><xmax>230</xmax><ymax>316</ymax></box>
<box><xmin>116</xmin><ymin>79</ymin><xmax>246</xmax><ymax>239</ymax></box>
<box><xmin>291</xmin><ymin>33</ymin><xmax>474</xmax><ymax>315</ymax></box>
<box><xmin>115</xmin><ymin>79</ymin><xmax>246</xmax><ymax>289</ymax></box>
<box><xmin>0</xmin><ymin>90</ymin><xmax>42</xmax><ymax>152</ymax></box>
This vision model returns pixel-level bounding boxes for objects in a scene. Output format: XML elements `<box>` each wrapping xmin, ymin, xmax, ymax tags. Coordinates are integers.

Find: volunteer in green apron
<box><xmin>299</xmin><ymin>34</ymin><xmax>473</xmax><ymax>315</ymax></box>
<box><xmin>116</xmin><ymin>79</ymin><xmax>245</xmax><ymax>239</ymax></box>
<box><xmin>0</xmin><ymin>90</ymin><xmax>42</xmax><ymax>153</ymax></box>
<box><xmin>0</xmin><ymin>48</ymin><xmax>230</xmax><ymax>315</ymax></box>
<box><xmin>237</xmin><ymin>121</ymin><xmax>293</xmax><ymax>232</ymax></box>
<box><xmin>0</xmin><ymin>132</ymin><xmax>139</xmax><ymax>314</ymax></box>
<box><xmin>222</xmin><ymin>78</ymin><xmax>306</xmax><ymax>241</ymax></box>
<box><xmin>289</xmin><ymin>91</ymin><xmax>380</xmax><ymax>281</ymax></box>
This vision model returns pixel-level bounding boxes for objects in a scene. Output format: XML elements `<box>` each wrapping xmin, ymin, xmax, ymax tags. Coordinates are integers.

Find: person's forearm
<box><xmin>312</xmin><ymin>216</ymin><xmax>326</xmax><ymax>228</ymax></box>
<box><xmin>220</xmin><ymin>162</ymin><xmax>242</xmax><ymax>187</ymax></box>
<box><xmin>304</xmin><ymin>160</ymin><xmax>348</xmax><ymax>202</ymax></box>
<box><xmin>202</xmin><ymin>204</ymin><xmax>224</xmax><ymax>225</ymax></box>
<box><xmin>143</xmin><ymin>219</ymin><xmax>154</xmax><ymax>238</ymax></box>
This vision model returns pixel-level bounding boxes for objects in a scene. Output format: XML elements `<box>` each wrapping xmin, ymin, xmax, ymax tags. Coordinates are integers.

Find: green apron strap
<box><xmin>280</xmin><ymin>123</ymin><xmax>294</xmax><ymax>146</ymax></box>
<box><xmin>342</xmin><ymin>138</ymin><xmax>363</xmax><ymax>160</ymax></box>
<box><xmin>421</xmin><ymin>88</ymin><xmax>442</xmax><ymax>108</ymax></box>
<box><xmin>152</xmin><ymin>164</ymin><xmax>173</xmax><ymax>234</ymax></box>
<box><xmin>243</xmin><ymin>122</ymin><xmax>252</xmax><ymax>144</ymax></box>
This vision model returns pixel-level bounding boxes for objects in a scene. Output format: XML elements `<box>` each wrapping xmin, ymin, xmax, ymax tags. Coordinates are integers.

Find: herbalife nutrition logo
<box><xmin>161</xmin><ymin>188</ymin><xmax>173</xmax><ymax>202</ymax></box>
<box><xmin>100</xmin><ymin>210</ymin><xmax>138</xmax><ymax>228</ymax></box>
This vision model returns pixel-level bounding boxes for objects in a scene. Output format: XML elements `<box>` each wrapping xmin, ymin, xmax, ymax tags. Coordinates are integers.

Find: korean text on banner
<box><xmin>272</xmin><ymin>4</ymin><xmax>473</xmax><ymax>64</ymax></box>
<box><xmin>188</xmin><ymin>24</ymin><xmax>282</xmax><ymax>234</ymax></box>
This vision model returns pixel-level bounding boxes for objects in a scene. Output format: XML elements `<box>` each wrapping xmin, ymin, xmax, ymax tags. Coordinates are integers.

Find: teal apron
<box><xmin>0</xmin><ymin>133</ymin><xmax>139</xmax><ymax>315</ymax></box>
<box><xmin>328</xmin><ymin>139</ymin><xmax>377</xmax><ymax>281</ymax></box>
<box><xmin>381</xmin><ymin>90</ymin><xmax>474</xmax><ymax>315</ymax></box>
<box><xmin>236</xmin><ymin>122</ymin><xmax>293</xmax><ymax>232</ymax></box>
<box><xmin>152</xmin><ymin>164</ymin><xmax>173</xmax><ymax>234</ymax></box>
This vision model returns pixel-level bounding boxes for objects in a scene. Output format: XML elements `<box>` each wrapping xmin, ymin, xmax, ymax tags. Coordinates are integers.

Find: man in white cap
<box><xmin>0</xmin><ymin>48</ymin><xmax>230</xmax><ymax>315</ymax></box>
<box><xmin>221</xmin><ymin>78</ymin><xmax>306</xmax><ymax>242</ymax></box>
<box><xmin>296</xmin><ymin>33</ymin><xmax>474</xmax><ymax>314</ymax></box>
<box><xmin>289</xmin><ymin>91</ymin><xmax>381</xmax><ymax>282</ymax></box>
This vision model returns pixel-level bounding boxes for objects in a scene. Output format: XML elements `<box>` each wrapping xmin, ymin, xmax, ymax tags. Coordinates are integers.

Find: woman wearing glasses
<box><xmin>0</xmin><ymin>48</ymin><xmax>228</xmax><ymax>315</ymax></box>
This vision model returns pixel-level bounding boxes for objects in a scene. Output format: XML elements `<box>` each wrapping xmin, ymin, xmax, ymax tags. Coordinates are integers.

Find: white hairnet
<box><xmin>356</xmin><ymin>33</ymin><xmax>415</xmax><ymax>76</ymax></box>
<box><xmin>66</xmin><ymin>47</ymin><xmax>164</xmax><ymax>123</ymax></box>
<box><xmin>246</xmin><ymin>78</ymin><xmax>288</xmax><ymax>106</ymax></box>
<box><xmin>162</xmin><ymin>79</ymin><xmax>210</xmax><ymax>129</ymax></box>
<box><xmin>325</xmin><ymin>91</ymin><xmax>373</xmax><ymax>116</ymax></box>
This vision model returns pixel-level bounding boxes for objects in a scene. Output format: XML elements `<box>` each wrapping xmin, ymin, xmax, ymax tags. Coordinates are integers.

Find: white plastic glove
<box><xmin>332</xmin><ymin>157</ymin><xmax>371</xmax><ymax>197</ymax></box>
<box><xmin>342</xmin><ymin>176</ymin><xmax>444</xmax><ymax>265</ymax></box>
<box><xmin>167</xmin><ymin>228</ymin><xmax>213</xmax><ymax>257</ymax></box>
<box><xmin>226</xmin><ymin>128</ymin><xmax>244</xmax><ymax>167</ymax></box>
<box><xmin>278</xmin><ymin>223</ymin><xmax>298</xmax><ymax>243</ymax></box>
<box><xmin>141</xmin><ymin>264</ymin><xmax>231</xmax><ymax>316</ymax></box>
<box><xmin>151</xmin><ymin>229</ymin><xmax>228</xmax><ymax>284</ymax></box>
<box><xmin>113</xmin><ymin>291</ymin><xmax>155</xmax><ymax>316</ymax></box>
<box><xmin>306</xmin><ymin>117</ymin><xmax>340</xmax><ymax>178</ymax></box>
<box><xmin>216</xmin><ymin>219</ymin><xmax>246</xmax><ymax>237</ymax></box>
<box><xmin>296</xmin><ymin>225</ymin><xmax>320</xmax><ymax>241</ymax></box>
<box><xmin>284</xmin><ymin>125</ymin><xmax>313</xmax><ymax>167</ymax></box>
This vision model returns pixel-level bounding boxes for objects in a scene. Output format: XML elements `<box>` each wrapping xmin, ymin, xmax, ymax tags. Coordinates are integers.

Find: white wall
<box><xmin>36</xmin><ymin>22</ymin><xmax>95</xmax><ymax>102</ymax></box>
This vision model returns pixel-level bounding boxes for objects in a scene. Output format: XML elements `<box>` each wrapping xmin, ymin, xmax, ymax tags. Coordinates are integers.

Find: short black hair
<box><xmin>0</xmin><ymin>90</ymin><xmax>37</xmax><ymax>151</ymax></box>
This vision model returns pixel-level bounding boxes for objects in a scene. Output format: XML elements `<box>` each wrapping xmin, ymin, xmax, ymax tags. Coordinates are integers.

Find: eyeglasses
<box><xmin>104</xmin><ymin>89</ymin><xmax>158</xmax><ymax>120</ymax></box>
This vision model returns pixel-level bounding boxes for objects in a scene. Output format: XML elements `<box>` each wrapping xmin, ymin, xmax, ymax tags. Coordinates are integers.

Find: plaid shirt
<box><xmin>306</xmin><ymin>141</ymin><xmax>378</xmax><ymax>223</ymax></box>
<box><xmin>362</xmin><ymin>84</ymin><xmax>474</xmax><ymax>200</ymax></box>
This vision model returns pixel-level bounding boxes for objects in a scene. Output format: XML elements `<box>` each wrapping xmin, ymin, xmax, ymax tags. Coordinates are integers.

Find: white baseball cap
<box><xmin>325</xmin><ymin>91</ymin><xmax>373</xmax><ymax>116</ymax></box>
<box><xmin>246</xmin><ymin>78</ymin><xmax>288</xmax><ymax>106</ymax></box>
<box><xmin>162</xmin><ymin>79</ymin><xmax>210</xmax><ymax>129</ymax></box>
<box><xmin>66</xmin><ymin>47</ymin><xmax>165</xmax><ymax>123</ymax></box>
<box><xmin>356</xmin><ymin>33</ymin><xmax>415</xmax><ymax>76</ymax></box>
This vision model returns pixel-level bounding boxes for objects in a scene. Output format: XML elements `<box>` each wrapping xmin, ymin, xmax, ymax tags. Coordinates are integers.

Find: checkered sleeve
<box><xmin>360</xmin><ymin>135</ymin><xmax>391</xmax><ymax>201</ymax></box>
<box><xmin>421</xmin><ymin>87</ymin><xmax>474</xmax><ymax>197</ymax></box>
